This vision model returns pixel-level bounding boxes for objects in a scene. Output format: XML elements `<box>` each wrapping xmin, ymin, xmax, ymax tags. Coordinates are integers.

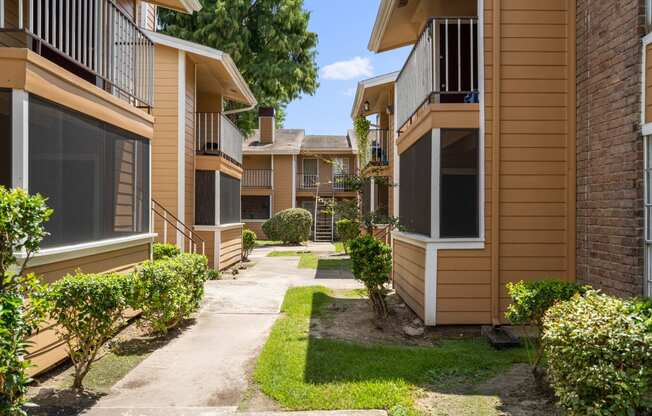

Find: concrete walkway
<box><xmin>83</xmin><ymin>246</ymin><xmax>376</xmax><ymax>416</ymax></box>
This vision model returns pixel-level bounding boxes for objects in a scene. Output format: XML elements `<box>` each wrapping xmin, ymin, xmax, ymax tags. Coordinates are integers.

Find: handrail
<box><xmin>151</xmin><ymin>199</ymin><xmax>205</xmax><ymax>255</ymax></box>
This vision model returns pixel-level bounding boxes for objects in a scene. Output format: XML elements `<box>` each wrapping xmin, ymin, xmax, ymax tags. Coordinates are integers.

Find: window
<box><xmin>374</xmin><ymin>179</ymin><xmax>390</xmax><ymax>219</ymax></box>
<box><xmin>242</xmin><ymin>196</ymin><xmax>271</xmax><ymax>220</ymax></box>
<box><xmin>646</xmin><ymin>137</ymin><xmax>652</xmax><ymax>297</ymax></box>
<box><xmin>195</xmin><ymin>171</ymin><xmax>215</xmax><ymax>226</ymax></box>
<box><xmin>302</xmin><ymin>158</ymin><xmax>318</xmax><ymax>188</ymax></box>
<box><xmin>440</xmin><ymin>129</ymin><xmax>479</xmax><ymax>238</ymax></box>
<box><xmin>332</xmin><ymin>158</ymin><xmax>350</xmax><ymax>176</ymax></box>
<box><xmin>399</xmin><ymin>132</ymin><xmax>432</xmax><ymax>236</ymax></box>
<box><xmin>647</xmin><ymin>0</ymin><xmax>652</xmax><ymax>32</ymax></box>
<box><xmin>220</xmin><ymin>173</ymin><xmax>241</xmax><ymax>224</ymax></box>
<box><xmin>29</xmin><ymin>96</ymin><xmax>150</xmax><ymax>248</ymax></box>
<box><xmin>0</xmin><ymin>89</ymin><xmax>10</xmax><ymax>188</ymax></box>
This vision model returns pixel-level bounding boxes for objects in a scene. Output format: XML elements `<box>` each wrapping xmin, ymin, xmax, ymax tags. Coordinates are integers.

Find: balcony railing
<box><xmin>368</xmin><ymin>129</ymin><xmax>390</xmax><ymax>166</ymax></box>
<box><xmin>333</xmin><ymin>174</ymin><xmax>355</xmax><ymax>191</ymax></box>
<box><xmin>297</xmin><ymin>173</ymin><xmax>318</xmax><ymax>190</ymax></box>
<box><xmin>242</xmin><ymin>169</ymin><xmax>271</xmax><ymax>188</ymax></box>
<box><xmin>195</xmin><ymin>112</ymin><xmax>244</xmax><ymax>165</ymax></box>
<box><xmin>0</xmin><ymin>0</ymin><xmax>154</xmax><ymax>108</ymax></box>
<box><xmin>396</xmin><ymin>16</ymin><xmax>479</xmax><ymax>132</ymax></box>
<box><xmin>296</xmin><ymin>173</ymin><xmax>356</xmax><ymax>192</ymax></box>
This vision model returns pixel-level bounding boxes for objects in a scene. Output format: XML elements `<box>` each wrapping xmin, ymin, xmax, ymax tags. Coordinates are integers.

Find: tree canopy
<box><xmin>158</xmin><ymin>0</ymin><xmax>319</xmax><ymax>133</ymax></box>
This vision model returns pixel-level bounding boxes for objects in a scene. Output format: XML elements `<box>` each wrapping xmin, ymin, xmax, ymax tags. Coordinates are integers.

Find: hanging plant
<box><xmin>354</xmin><ymin>116</ymin><xmax>372</xmax><ymax>168</ymax></box>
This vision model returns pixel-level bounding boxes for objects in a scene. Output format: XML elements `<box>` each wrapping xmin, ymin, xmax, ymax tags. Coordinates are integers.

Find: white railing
<box><xmin>0</xmin><ymin>0</ymin><xmax>154</xmax><ymax>108</ymax></box>
<box><xmin>195</xmin><ymin>112</ymin><xmax>244</xmax><ymax>165</ymax></box>
<box><xmin>368</xmin><ymin>129</ymin><xmax>390</xmax><ymax>166</ymax></box>
<box><xmin>298</xmin><ymin>173</ymin><xmax>318</xmax><ymax>189</ymax></box>
<box><xmin>243</xmin><ymin>169</ymin><xmax>272</xmax><ymax>188</ymax></box>
<box><xmin>333</xmin><ymin>174</ymin><xmax>355</xmax><ymax>191</ymax></box>
<box><xmin>396</xmin><ymin>17</ymin><xmax>478</xmax><ymax>131</ymax></box>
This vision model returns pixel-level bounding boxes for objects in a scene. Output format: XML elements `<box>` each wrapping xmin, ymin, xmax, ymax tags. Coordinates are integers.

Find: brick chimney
<box><xmin>258</xmin><ymin>107</ymin><xmax>275</xmax><ymax>144</ymax></box>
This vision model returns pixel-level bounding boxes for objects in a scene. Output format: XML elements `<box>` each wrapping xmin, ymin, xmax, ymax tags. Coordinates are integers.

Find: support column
<box><xmin>490</xmin><ymin>0</ymin><xmax>501</xmax><ymax>326</ymax></box>
<box><xmin>12</xmin><ymin>89</ymin><xmax>29</xmax><ymax>190</ymax></box>
<box><xmin>291</xmin><ymin>155</ymin><xmax>296</xmax><ymax>208</ymax></box>
<box><xmin>177</xmin><ymin>51</ymin><xmax>186</xmax><ymax>249</ymax></box>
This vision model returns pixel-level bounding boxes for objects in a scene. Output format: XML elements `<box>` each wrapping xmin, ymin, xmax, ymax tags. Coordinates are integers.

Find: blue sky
<box><xmin>283</xmin><ymin>0</ymin><xmax>409</xmax><ymax>135</ymax></box>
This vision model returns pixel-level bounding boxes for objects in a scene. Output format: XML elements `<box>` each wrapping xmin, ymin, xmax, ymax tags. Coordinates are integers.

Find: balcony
<box><xmin>195</xmin><ymin>112</ymin><xmax>244</xmax><ymax>165</ymax></box>
<box><xmin>242</xmin><ymin>169</ymin><xmax>272</xmax><ymax>188</ymax></box>
<box><xmin>0</xmin><ymin>0</ymin><xmax>154</xmax><ymax>108</ymax></box>
<box><xmin>396</xmin><ymin>16</ymin><xmax>479</xmax><ymax>132</ymax></box>
<box><xmin>367</xmin><ymin>129</ymin><xmax>391</xmax><ymax>166</ymax></box>
<box><xmin>296</xmin><ymin>173</ymin><xmax>355</xmax><ymax>193</ymax></box>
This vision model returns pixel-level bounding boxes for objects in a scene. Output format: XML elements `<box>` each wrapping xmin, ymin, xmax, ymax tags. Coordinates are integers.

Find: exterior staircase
<box><xmin>314</xmin><ymin>196</ymin><xmax>334</xmax><ymax>242</ymax></box>
<box><xmin>151</xmin><ymin>199</ymin><xmax>205</xmax><ymax>255</ymax></box>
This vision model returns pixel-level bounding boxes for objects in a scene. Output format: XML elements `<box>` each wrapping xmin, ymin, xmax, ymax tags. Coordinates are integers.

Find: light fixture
<box><xmin>386</xmin><ymin>105</ymin><xmax>393</xmax><ymax>115</ymax></box>
<box><xmin>363</xmin><ymin>100</ymin><xmax>370</xmax><ymax>112</ymax></box>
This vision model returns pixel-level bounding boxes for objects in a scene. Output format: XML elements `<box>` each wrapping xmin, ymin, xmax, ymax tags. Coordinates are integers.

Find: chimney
<box><xmin>259</xmin><ymin>107</ymin><xmax>275</xmax><ymax>144</ymax></box>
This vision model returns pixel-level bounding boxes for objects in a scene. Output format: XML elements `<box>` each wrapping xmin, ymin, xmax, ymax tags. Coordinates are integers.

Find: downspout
<box><xmin>491</xmin><ymin>0</ymin><xmax>501</xmax><ymax>326</ymax></box>
<box><xmin>224</xmin><ymin>103</ymin><xmax>256</xmax><ymax>115</ymax></box>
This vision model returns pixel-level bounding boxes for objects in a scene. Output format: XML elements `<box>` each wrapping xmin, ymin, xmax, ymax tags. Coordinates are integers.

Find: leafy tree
<box><xmin>158</xmin><ymin>0</ymin><xmax>319</xmax><ymax>133</ymax></box>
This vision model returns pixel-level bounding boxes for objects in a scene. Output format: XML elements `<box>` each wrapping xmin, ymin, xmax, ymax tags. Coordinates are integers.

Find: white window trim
<box><xmin>642</xmin><ymin>34</ymin><xmax>652</xmax><ymax>297</ymax></box>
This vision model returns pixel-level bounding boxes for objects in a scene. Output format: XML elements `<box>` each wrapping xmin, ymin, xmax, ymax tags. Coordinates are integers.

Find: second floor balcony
<box><xmin>195</xmin><ymin>112</ymin><xmax>244</xmax><ymax>165</ymax></box>
<box><xmin>0</xmin><ymin>0</ymin><xmax>154</xmax><ymax>109</ymax></box>
<box><xmin>296</xmin><ymin>172</ymin><xmax>356</xmax><ymax>193</ymax></box>
<box><xmin>242</xmin><ymin>169</ymin><xmax>272</xmax><ymax>188</ymax></box>
<box><xmin>397</xmin><ymin>16</ymin><xmax>479</xmax><ymax>132</ymax></box>
<box><xmin>368</xmin><ymin>129</ymin><xmax>391</xmax><ymax>166</ymax></box>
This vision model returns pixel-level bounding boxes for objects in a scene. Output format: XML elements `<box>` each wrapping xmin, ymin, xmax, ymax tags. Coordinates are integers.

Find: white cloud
<box><xmin>321</xmin><ymin>56</ymin><xmax>373</xmax><ymax>81</ymax></box>
<box><xmin>341</xmin><ymin>87</ymin><xmax>357</xmax><ymax>97</ymax></box>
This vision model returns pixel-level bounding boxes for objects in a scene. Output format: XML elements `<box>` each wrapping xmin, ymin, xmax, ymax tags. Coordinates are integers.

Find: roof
<box><xmin>301</xmin><ymin>135</ymin><xmax>356</xmax><ymax>154</ymax></box>
<box><xmin>243</xmin><ymin>129</ymin><xmax>305</xmax><ymax>154</ymax></box>
<box><xmin>351</xmin><ymin>71</ymin><xmax>399</xmax><ymax>119</ymax></box>
<box><xmin>145</xmin><ymin>31</ymin><xmax>257</xmax><ymax>107</ymax></box>
<box><xmin>145</xmin><ymin>0</ymin><xmax>201</xmax><ymax>14</ymax></box>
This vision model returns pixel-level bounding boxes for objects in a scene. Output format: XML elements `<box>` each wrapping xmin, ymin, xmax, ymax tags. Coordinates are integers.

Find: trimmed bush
<box><xmin>48</xmin><ymin>272</ymin><xmax>135</xmax><ymax>390</ymax></box>
<box><xmin>349</xmin><ymin>235</ymin><xmax>392</xmax><ymax>318</ymax></box>
<box><xmin>242</xmin><ymin>229</ymin><xmax>257</xmax><ymax>261</ymax></box>
<box><xmin>335</xmin><ymin>219</ymin><xmax>360</xmax><ymax>254</ymax></box>
<box><xmin>505</xmin><ymin>280</ymin><xmax>587</xmax><ymax>372</ymax></box>
<box><xmin>543</xmin><ymin>291</ymin><xmax>652</xmax><ymax>415</ymax></box>
<box><xmin>262</xmin><ymin>208</ymin><xmax>312</xmax><ymax>244</ymax></box>
<box><xmin>133</xmin><ymin>253</ymin><xmax>208</xmax><ymax>334</ymax></box>
<box><xmin>153</xmin><ymin>243</ymin><xmax>181</xmax><ymax>260</ymax></box>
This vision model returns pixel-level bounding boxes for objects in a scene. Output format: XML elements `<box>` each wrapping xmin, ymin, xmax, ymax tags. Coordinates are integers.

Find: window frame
<box><xmin>241</xmin><ymin>195</ymin><xmax>272</xmax><ymax>221</ymax></box>
<box><xmin>646</xmin><ymin>135</ymin><xmax>652</xmax><ymax>297</ymax></box>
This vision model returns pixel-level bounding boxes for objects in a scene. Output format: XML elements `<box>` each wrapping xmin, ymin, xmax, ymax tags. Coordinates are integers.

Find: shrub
<box><xmin>242</xmin><ymin>229</ymin><xmax>257</xmax><ymax>261</ymax></box>
<box><xmin>153</xmin><ymin>243</ymin><xmax>181</xmax><ymax>261</ymax></box>
<box><xmin>543</xmin><ymin>291</ymin><xmax>652</xmax><ymax>415</ymax></box>
<box><xmin>505</xmin><ymin>280</ymin><xmax>587</xmax><ymax>372</ymax></box>
<box><xmin>48</xmin><ymin>272</ymin><xmax>134</xmax><ymax>390</ymax></box>
<box><xmin>262</xmin><ymin>208</ymin><xmax>312</xmax><ymax>244</ymax></box>
<box><xmin>348</xmin><ymin>235</ymin><xmax>392</xmax><ymax>318</ymax></box>
<box><xmin>335</xmin><ymin>219</ymin><xmax>360</xmax><ymax>254</ymax></box>
<box><xmin>133</xmin><ymin>253</ymin><xmax>208</xmax><ymax>334</ymax></box>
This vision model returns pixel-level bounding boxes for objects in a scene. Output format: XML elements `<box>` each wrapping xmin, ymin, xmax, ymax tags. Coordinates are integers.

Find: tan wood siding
<box><xmin>244</xmin><ymin>222</ymin><xmax>266</xmax><ymax>240</ymax></box>
<box><xmin>393</xmin><ymin>239</ymin><xmax>426</xmax><ymax>320</ymax></box>
<box><xmin>195</xmin><ymin>229</ymin><xmax>216</xmax><ymax>269</ymax></box>
<box><xmin>647</xmin><ymin>43</ymin><xmax>652</xmax><ymax>124</ymax></box>
<box><xmin>273</xmin><ymin>155</ymin><xmax>293</xmax><ymax>213</ymax></box>
<box><xmin>152</xmin><ymin>45</ymin><xmax>180</xmax><ymax>240</ymax></box>
<box><xmin>220</xmin><ymin>227</ymin><xmax>242</xmax><ymax>269</ymax></box>
<box><xmin>26</xmin><ymin>243</ymin><xmax>150</xmax><ymax>376</ymax></box>
<box><xmin>243</xmin><ymin>155</ymin><xmax>272</xmax><ymax>170</ymax></box>
<box><xmin>185</xmin><ymin>58</ymin><xmax>195</xmax><ymax>229</ymax></box>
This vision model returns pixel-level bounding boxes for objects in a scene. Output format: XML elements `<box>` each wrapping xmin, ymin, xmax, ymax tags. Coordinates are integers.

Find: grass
<box><xmin>255</xmin><ymin>240</ymin><xmax>284</xmax><ymax>247</ymax></box>
<box><xmin>267</xmin><ymin>250</ymin><xmax>311</xmax><ymax>257</ymax></box>
<box><xmin>254</xmin><ymin>287</ymin><xmax>528</xmax><ymax>415</ymax></box>
<box><xmin>334</xmin><ymin>242</ymin><xmax>345</xmax><ymax>253</ymax></box>
<box><xmin>297</xmin><ymin>253</ymin><xmax>352</xmax><ymax>271</ymax></box>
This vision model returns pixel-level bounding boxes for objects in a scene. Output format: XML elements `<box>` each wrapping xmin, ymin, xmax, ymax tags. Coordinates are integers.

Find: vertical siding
<box><xmin>220</xmin><ymin>227</ymin><xmax>242</xmax><ymax>269</ymax></box>
<box><xmin>152</xmin><ymin>45</ymin><xmax>180</xmax><ymax>241</ymax></box>
<box><xmin>646</xmin><ymin>43</ymin><xmax>652</xmax><ymax>124</ymax></box>
<box><xmin>273</xmin><ymin>155</ymin><xmax>293</xmax><ymax>213</ymax></box>
<box><xmin>393</xmin><ymin>239</ymin><xmax>426</xmax><ymax>320</ymax></box>
<box><xmin>185</xmin><ymin>58</ymin><xmax>195</xmax><ymax>228</ymax></box>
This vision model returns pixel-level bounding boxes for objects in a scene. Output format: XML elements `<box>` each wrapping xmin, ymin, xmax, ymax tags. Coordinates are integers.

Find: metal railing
<box><xmin>195</xmin><ymin>112</ymin><xmax>244</xmax><ymax>165</ymax></box>
<box><xmin>333</xmin><ymin>174</ymin><xmax>355</xmax><ymax>191</ymax></box>
<box><xmin>0</xmin><ymin>0</ymin><xmax>154</xmax><ymax>108</ymax></box>
<box><xmin>151</xmin><ymin>199</ymin><xmax>205</xmax><ymax>255</ymax></box>
<box><xmin>396</xmin><ymin>16</ymin><xmax>478</xmax><ymax>131</ymax></box>
<box><xmin>242</xmin><ymin>169</ymin><xmax>272</xmax><ymax>188</ymax></box>
<box><xmin>297</xmin><ymin>173</ymin><xmax>319</xmax><ymax>190</ymax></box>
<box><xmin>368</xmin><ymin>129</ymin><xmax>390</xmax><ymax>166</ymax></box>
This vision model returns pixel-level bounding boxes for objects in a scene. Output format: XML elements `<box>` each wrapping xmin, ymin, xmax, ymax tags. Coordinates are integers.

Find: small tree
<box><xmin>242</xmin><ymin>229</ymin><xmax>257</xmax><ymax>261</ymax></box>
<box><xmin>335</xmin><ymin>219</ymin><xmax>360</xmax><ymax>254</ymax></box>
<box><xmin>0</xmin><ymin>187</ymin><xmax>51</xmax><ymax>415</ymax></box>
<box><xmin>349</xmin><ymin>235</ymin><xmax>392</xmax><ymax>319</ymax></box>
<box><xmin>48</xmin><ymin>272</ymin><xmax>134</xmax><ymax>390</ymax></box>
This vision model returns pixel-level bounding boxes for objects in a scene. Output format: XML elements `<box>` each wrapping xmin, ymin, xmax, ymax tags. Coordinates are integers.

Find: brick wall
<box><xmin>576</xmin><ymin>0</ymin><xmax>646</xmax><ymax>297</ymax></box>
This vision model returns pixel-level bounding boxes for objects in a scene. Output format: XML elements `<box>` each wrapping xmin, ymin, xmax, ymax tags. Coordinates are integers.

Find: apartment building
<box><xmin>146</xmin><ymin>31</ymin><xmax>256</xmax><ymax>271</ymax></box>
<box><xmin>242</xmin><ymin>108</ymin><xmax>358</xmax><ymax>241</ymax></box>
<box><xmin>368</xmin><ymin>0</ymin><xmax>576</xmax><ymax>325</ymax></box>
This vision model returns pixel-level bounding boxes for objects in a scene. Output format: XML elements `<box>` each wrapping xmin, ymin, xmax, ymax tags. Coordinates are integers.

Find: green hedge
<box><xmin>543</xmin><ymin>291</ymin><xmax>652</xmax><ymax>415</ymax></box>
<box><xmin>153</xmin><ymin>243</ymin><xmax>181</xmax><ymax>260</ymax></box>
<box><xmin>262</xmin><ymin>208</ymin><xmax>312</xmax><ymax>244</ymax></box>
<box><xmin>335</xmin><ymin>218</ymin><xmax>360</xmax><ymax>254</ymax></box>
<box><xmin>349</xmin><ymin>235</ymin><xmax>392</xmax><ymax>318</ymax></box>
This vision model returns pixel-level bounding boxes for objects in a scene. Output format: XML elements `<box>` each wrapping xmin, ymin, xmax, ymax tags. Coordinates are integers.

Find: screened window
<box><xmin>646</xmin><ymin>137</ymin><xmax>652</xmax><ymax>297</ymax></box>
<box><xmin>332</xmin><ymin>158</ymin><xmax>350</xmax><ymax>176</ymax></box>
<box><xmin>399</xmin><ymin>132</ymin><xmax>432</xmax><ymax>236</ymax></box>
<box><xmin>440</xmin><ymin>129</ymin><xmax>479</xmax><ymax>238</ymax></box>
<box><xmin>220</xmin><ymin>173</ymin><xmax>241</xmax><ymax>224</ymax></box>
<box><xmin>29</xmin><ymin>96</ymin><xmax>150</xmax><ymax>248</ymax></box>
<box><xmin>0</xmin><ymin>89</ymin><xmax>10</xmax><ymax>188</ymax></box>
<box><xmin>242</xmin><ymin>196</ymin><xmax>271</xmax><ymax>220</ymax></box>
<box><xmin>195</xmin><ymin>171</ymin><xmax>215</xmax><ymax>226</ymax></box>
<box><xmin>374</xmin><ymin>179</ymin><xmax>390</xmax><ymax>219</ymax></box>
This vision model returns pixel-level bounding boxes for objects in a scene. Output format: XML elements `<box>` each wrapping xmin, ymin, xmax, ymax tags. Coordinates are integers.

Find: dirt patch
<box><xmin>417</xmin><ymin>364</ymin><xmax>560</xmax><ymax>416</ymax></box>
<box><xmin>310</xmin><ymin>291</ymin><xmax>481</xmax><ymax>346</ymax></box>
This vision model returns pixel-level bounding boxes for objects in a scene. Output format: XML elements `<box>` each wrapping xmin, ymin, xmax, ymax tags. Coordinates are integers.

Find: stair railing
<box><xmin>151</xmin><ymin>199</ymin><xmax>205</xmax><ymax>255</ymax></box>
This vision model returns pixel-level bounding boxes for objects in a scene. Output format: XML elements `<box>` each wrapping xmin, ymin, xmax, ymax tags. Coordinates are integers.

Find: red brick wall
<box><xmin>576</xmin><ymin>0</ymin><xmax>646</xmax><ymax>297</ymax></box>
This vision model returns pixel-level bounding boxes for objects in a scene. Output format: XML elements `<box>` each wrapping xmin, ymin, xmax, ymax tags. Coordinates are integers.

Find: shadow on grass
<box><xmin>27</xmin><ymin>388</ymin><xmax>105</xmax><ymax>416</ymax></box>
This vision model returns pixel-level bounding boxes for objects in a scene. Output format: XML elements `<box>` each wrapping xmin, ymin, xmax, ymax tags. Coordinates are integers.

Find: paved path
<box><xmin>83</xmin><ymin>246</ymin><xmax>374</xmax><ymax>416</ymax></box>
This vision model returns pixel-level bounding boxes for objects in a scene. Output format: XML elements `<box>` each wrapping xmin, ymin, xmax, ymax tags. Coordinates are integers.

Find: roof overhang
<box><xmin>146</xmin><ymin>31</ymin><xmax>257</xmax><ymax>107</ymax></box>
<box><xmin>243</xmin><ymin>149</ymin><xmax>301</xmax><ymax>155</ymax></box>
<box><xmin>145</xmin><ymin>0</ymin><xmax>201</xmax><ymax>14</ymax></box>
<box><xmin>350</xmin><ymin>71</ymin><xmax>398</xmax><ymax>119</ymax></box>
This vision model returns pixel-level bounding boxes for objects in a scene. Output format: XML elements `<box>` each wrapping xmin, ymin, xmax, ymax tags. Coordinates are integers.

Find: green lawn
<box><xmin>255</xmin><ymin>240</ymin><xmax>284</xmax><ymax>247</ymax></box>
<box><xmin>254</xmin><ymin>287</ymin><xmax>528</xmax><ymax>415</ymax></box>
<box><xmin>267</xmin><ymin>250</ymin><xmax>311</xmax><ymax>257</ymax></box>
<box><xmin>334</xmin><ymin>242</ymin><xmax>345</xmax><ymax>253</ymax></box>
<box><xmin>267</xmin><ymin>251</ymin><xmax>351</xmax><ymax>271</ymax></box>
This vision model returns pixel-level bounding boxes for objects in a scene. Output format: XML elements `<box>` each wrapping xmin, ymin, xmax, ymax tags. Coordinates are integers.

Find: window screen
<box><xmin>0</xmin><ymin>89</ymin><xmax>10</xmax><ymax>188</ymax></box>
<box><xmin>362</xmin><ymin>179</ymin><xmax>371</xmax><ymax>216</ymax></box>
<box><xmin>242</xmin><ymin>195</ymin><xmax>271</xmax><ymax>220</ymax></box>
<box><xmin>29</xmin><ymin>95</ymin><xmax>150</xmax><ymax>248</ymax></box>
<box><xmin>220</xmin><ymin>173</ymin><xmax>241</xmax><ymax>224</ymax></box>
<box><xmin>195</xmin><ymin>171</ymin><xmax>215</xmax><ymax>226</ymax></box>
<box><xmin>399</xmin><ymin>132</ymin><xmax>431</xmax><ymax>236</ymax></box>
<box><xmin>440</xmin><ymin>129</ymin><xmax>479</xmax><ymax>238</ymax></box>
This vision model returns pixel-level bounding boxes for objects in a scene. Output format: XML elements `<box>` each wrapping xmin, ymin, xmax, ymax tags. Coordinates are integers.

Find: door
<box><xmin>302</xmin><ymin>158</ymin><xmax>318</xmax><ymax>188</ymax></box>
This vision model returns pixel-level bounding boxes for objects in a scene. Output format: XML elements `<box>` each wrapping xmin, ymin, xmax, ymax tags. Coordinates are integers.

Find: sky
<box><xmin>283</xmin><ymin>0</ymin><xmax>410</xmax><ymax>135</ymax></box>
